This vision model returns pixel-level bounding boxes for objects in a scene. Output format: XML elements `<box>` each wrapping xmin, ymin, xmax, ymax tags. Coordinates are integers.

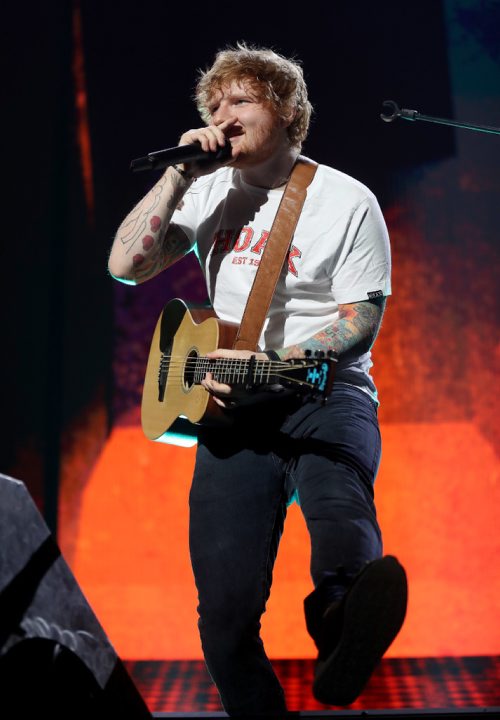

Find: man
<box><xmin>109</xmin><ymin>44</ymin><xmax>408</xmax><ymax>717</ymax></box>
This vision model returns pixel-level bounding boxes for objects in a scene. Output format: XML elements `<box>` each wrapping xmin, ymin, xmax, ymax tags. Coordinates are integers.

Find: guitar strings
<box><xmin>155</xmin><ymin>355</ymin><xmax>330</xmax><ymax>390</ymax></box>
<box><xmin>158</xmin><ymin>356</ymin><xmax>319</xmax><ymax>369</ymax></box>
<box><xmin>157</xmin><ymin>356</ymin><xmax>325</xmax><ymax>389</ymax></box>
<box><xmin>156</xmin><ymin>372</ymin><xmax>320</xmax><ymax>389</ymax></box>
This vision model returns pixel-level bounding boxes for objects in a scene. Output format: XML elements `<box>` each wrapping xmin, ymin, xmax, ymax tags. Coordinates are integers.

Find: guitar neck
<box><xmin>180</xmin><ymin>353</ymin><xmax>335</xmax><ymax>396</ymax></box>
<box><xmin>192</xmin><ymin>355</ymin><xmax>279</xmax><ymax>387</ymax></box>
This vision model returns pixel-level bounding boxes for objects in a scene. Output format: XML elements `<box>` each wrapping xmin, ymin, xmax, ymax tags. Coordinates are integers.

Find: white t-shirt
<box><xmin>171</xmin><ymin>162</ymin><xmax>391</xmax><ymax>400</ymax></box>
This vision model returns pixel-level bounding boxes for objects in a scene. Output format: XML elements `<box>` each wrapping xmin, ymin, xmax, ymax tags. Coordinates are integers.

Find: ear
<box><xmin>280</xmin><ymin>105</ymin><xmax>296</xmax><ymax>129</ymax></box>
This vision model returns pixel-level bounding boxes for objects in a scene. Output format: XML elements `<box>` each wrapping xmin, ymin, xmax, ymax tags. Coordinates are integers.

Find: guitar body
<box><xmin>142</xmin><ymin>298</ymin><xmax>336</xmax><ymax>443</ymax></box>
<box><xmin>141</xmin><ymin>298</ymin><xmax>239</xmax><ymax>440</ymax></box>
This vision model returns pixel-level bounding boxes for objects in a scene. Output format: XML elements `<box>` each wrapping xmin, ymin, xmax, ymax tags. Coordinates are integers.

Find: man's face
<box><xmin>207</xmin><ymin>79</ymin><xmax>289</xmax><ymax>167</ymax></box>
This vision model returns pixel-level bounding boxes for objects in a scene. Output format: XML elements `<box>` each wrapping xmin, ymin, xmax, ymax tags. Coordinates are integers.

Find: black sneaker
<box><xmin>312</xmin><ymin>555</ymin><xmax>408</xmax><ymax>706</ymax></box>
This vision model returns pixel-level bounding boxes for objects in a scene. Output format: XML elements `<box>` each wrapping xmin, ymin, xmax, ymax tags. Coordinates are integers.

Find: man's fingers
<box><xmin>216</xmin><ymin>117</ymin><xmax>238</xmax><ymax>131</ymax></box>
<box><xmin>201</xmin><ymin>373</ymin><xmax>232</xmax><ymax>396</ymax></box>
<box><xmin>180</xmin><ymin>124</ymin><xmax>230</xmax><ymax>152</ymax></box>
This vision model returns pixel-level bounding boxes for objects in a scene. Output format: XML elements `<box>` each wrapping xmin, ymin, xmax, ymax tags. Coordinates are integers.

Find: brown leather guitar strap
<box><xmin>233</xmin><ymin>156</ymin><xmax>318</xmax><ymax>351</ymax></box>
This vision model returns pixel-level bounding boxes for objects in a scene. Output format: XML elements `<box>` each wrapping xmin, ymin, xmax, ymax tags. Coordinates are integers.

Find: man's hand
<box><xmin>201</xmin><ymin>348</ymin><xmax>269</xmax><ymax>408</ymax></box>
<box><xmin>177</xmin><ymin>119</ymin><xmax>240</xmax><ymax>178</ymax></box>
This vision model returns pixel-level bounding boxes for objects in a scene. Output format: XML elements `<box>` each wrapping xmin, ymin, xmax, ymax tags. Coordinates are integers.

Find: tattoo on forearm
<box><xmin>120</xmin><ymin>170</ymin><xmax>191</xmax><ymax>259</ymax></box>
<box><xmin>280</xmin><ymin>299</ymin><xmax>386</xmax><ymax>361</ymax></box>
<box><xmin>120</xmin><ymin>178</ymin><xmax>165</xmax><ymax>254</ymax></box>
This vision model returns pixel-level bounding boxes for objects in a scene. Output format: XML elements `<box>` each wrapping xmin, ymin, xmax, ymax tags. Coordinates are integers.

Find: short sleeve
<box><xmin>330</xmin><ymin>196</ymin><xmax>391</xmax><ymax>304</ymax></box>
<box><xmin>170</xmin><ymin>185</ymin><xmax>199</xmax><ymax>250</ymax></box>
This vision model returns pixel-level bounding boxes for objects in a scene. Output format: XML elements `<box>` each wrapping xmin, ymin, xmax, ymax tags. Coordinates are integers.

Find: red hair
<box><xmin>195</xmin><ymin>43</ymin><xmax>313</xmax><ymax>149</ymax></box>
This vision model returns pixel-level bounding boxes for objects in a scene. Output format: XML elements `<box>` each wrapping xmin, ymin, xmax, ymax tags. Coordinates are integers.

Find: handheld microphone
<box><xmin>130</xmin><ymin>141</ymin><xmax>232</xmax><ymax>172</ymax></box>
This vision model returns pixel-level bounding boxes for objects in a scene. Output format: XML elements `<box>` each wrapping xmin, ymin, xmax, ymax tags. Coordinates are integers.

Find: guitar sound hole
<box><xmin>183</xmin><ymin>349</ymin><xmax>198</xmax><ymax>390</ymax></box>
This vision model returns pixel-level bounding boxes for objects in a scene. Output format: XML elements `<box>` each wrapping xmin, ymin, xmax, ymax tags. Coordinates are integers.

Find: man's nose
<box><xmin>213</xmin><ymin>102</ymin><xmax>235</xmax><ymax>125</ymax></box>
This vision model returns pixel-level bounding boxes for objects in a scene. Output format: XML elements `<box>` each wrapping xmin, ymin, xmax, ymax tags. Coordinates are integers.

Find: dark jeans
<box><xmin>189</xmin><ymin>384</ymin><xmax>383</xmax><ymax>716</ymax></box>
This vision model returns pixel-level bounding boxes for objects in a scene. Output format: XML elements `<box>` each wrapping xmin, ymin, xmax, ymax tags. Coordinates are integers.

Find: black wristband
<box><xmin>173</xmin><ymin>164</ymin><xmax>195</xmax><ymax>181</ymax></box>
<box><xmin>265</xmin><ymin>350</ymin><xmax>281</xmax><ymax>361</ymax></box>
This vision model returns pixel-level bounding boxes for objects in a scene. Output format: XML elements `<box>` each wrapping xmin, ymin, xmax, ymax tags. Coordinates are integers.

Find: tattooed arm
<box><xmin>198</xmin><ymin>298</ymin><xmax>386</xmax><ymax>407</ymax></box>
<box><xmin>277</xmin><ymin>296</ymin><xmax>387</xmax><ymax>362</ymax></box>
<box><xmin>108</xmin><ymin>166</ymin><xmax>195</xmax><ymax>284</ymax></box>
<box><xmin>108</xmin><ymin>118</ymin><xmax>238</xmax><ymax>284</ymax></box>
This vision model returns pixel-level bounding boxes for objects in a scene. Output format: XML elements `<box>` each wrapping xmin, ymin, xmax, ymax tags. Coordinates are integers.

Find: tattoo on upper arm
<box><xmin>281</xmin><ymin>297</ymin><xmax>386</xmax><ymax>360</ymax></box>
<box><xmin>161</xmin><ymin>225</ymin><xmax>192</xmax><ymax>265</ymax></box>
<box><xmin>132</xmin><ymin>224</ymin><xmax>191</xmax><ymax>282</ymax></box>
<box><xmin>339</xmin><ymin>298</ymin><xmax>385</xmax><ymax>338</ymax></box>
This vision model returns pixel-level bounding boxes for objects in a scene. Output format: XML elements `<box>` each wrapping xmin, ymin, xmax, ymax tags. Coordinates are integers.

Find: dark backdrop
<box><xmin>2</xmin><ymin>0</ymin><xmax>498</xmax><ymax>541</ymax></box>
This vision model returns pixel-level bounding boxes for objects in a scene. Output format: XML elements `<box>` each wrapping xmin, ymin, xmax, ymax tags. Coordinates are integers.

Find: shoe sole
<box><xmin>312</xmin><ymin>555</ymin><xmax>408</xmax><ymax>706</ymax></box>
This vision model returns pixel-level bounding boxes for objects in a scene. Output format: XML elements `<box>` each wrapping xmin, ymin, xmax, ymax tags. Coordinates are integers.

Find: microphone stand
<box><xmin>380</xmin><ymin>100</ymin><xmax>500</xmax><ymax>136</ymax></box>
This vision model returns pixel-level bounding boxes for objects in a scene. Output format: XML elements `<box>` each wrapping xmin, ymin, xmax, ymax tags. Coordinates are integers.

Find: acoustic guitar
<box><xmin>141</xmin><ymin>298</ymin><xmax>336</xmax><ymax>441</ymax></box>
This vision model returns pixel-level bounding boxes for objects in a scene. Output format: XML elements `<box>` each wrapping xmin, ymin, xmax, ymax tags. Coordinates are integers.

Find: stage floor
<box><xmin>124</xmin><ymin>656</ymin><xmax>500</xmax><ymax>714</ymax></box>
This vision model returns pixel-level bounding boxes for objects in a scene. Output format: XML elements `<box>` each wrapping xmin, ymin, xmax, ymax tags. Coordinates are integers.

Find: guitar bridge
<box><xmin>158</xmin><ymin>352</ymin><xmax>169</xmax><ymax>402</ymax></box>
